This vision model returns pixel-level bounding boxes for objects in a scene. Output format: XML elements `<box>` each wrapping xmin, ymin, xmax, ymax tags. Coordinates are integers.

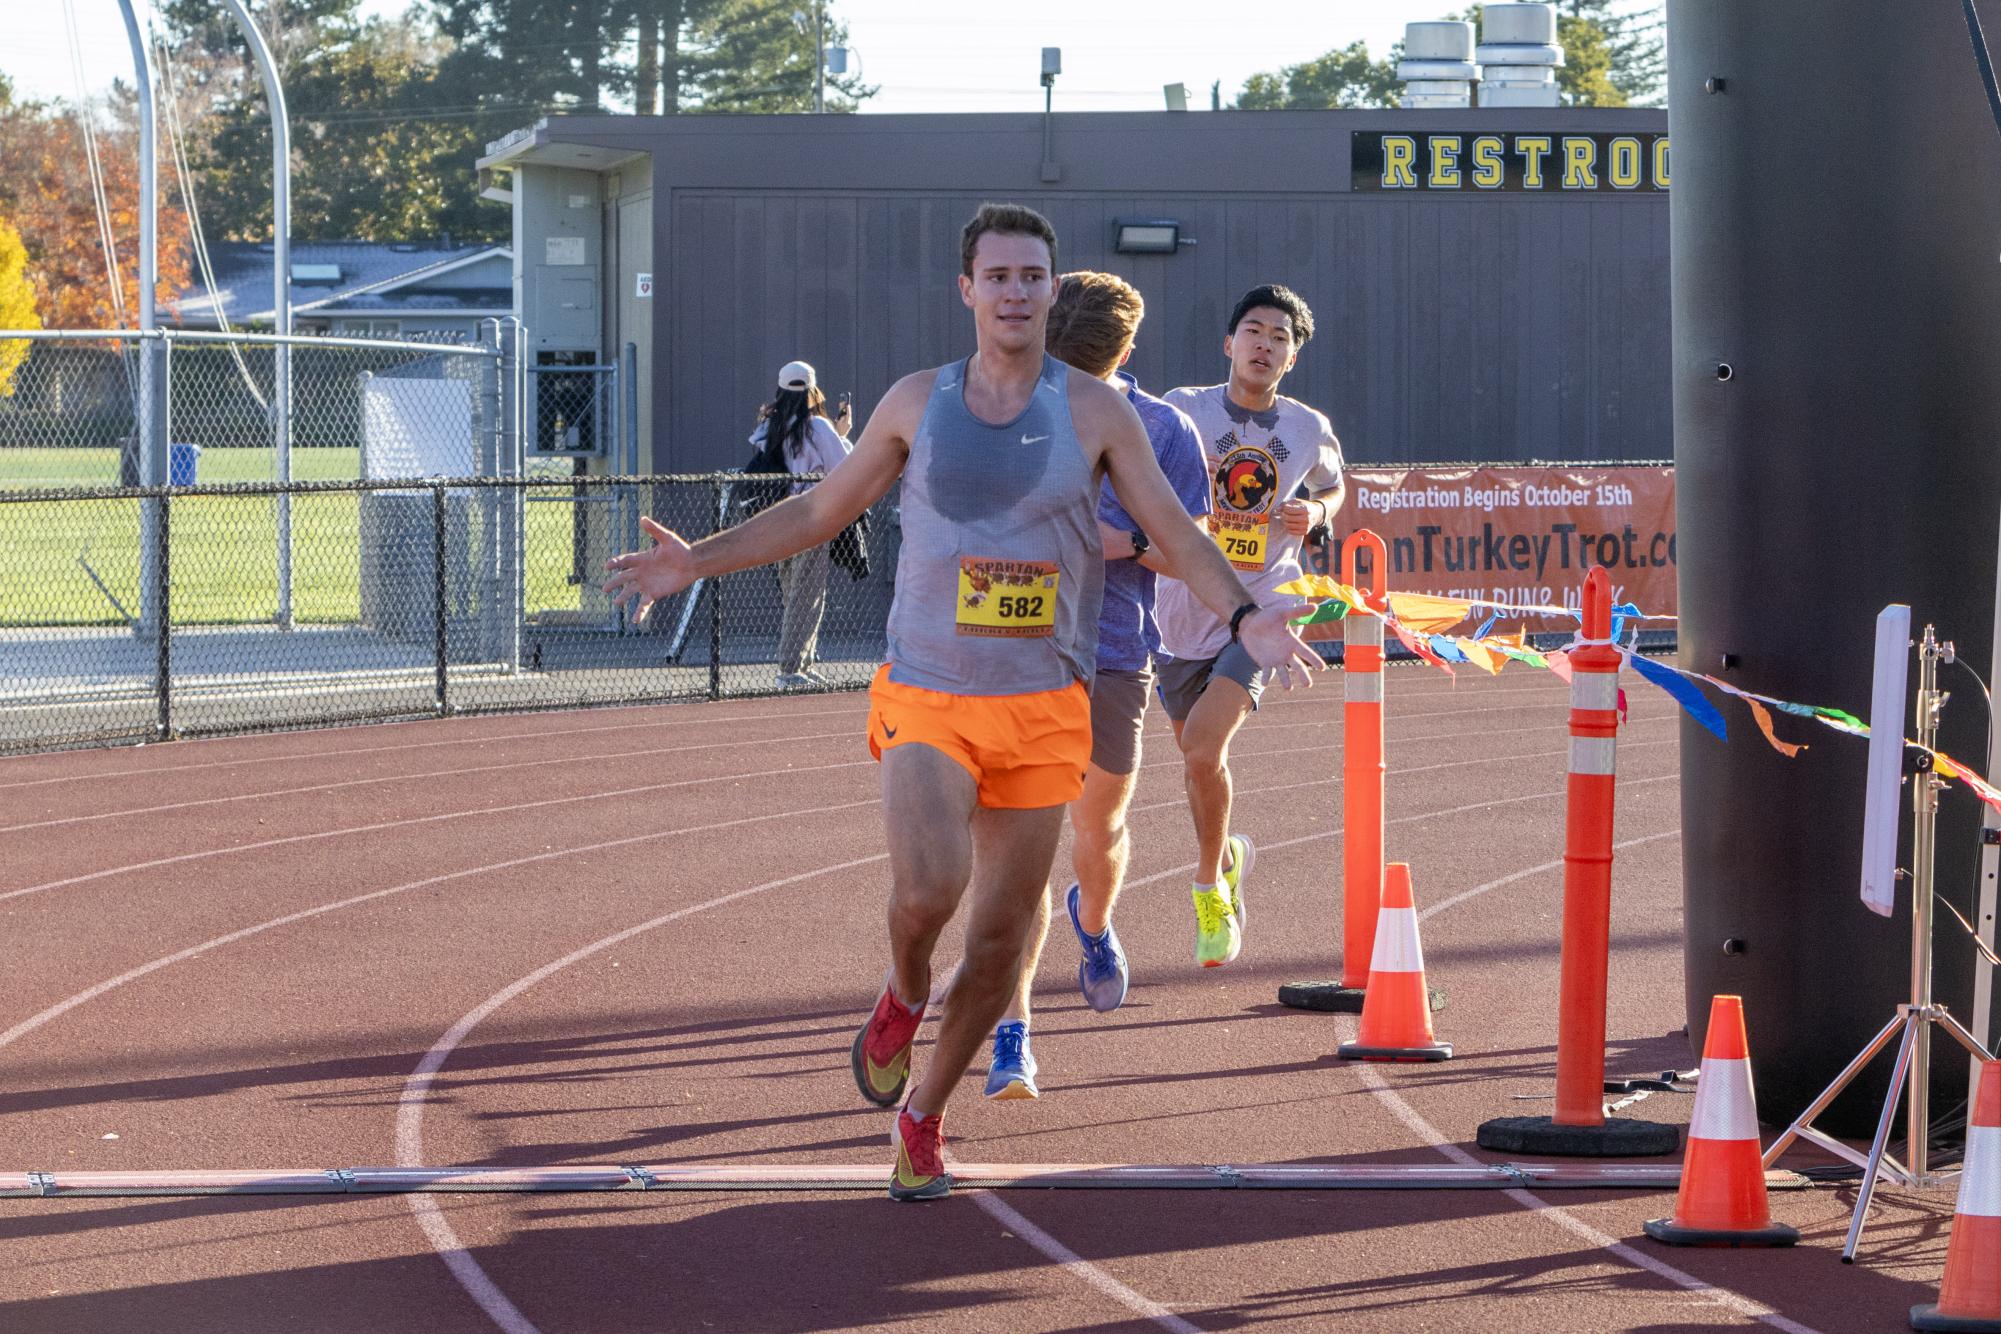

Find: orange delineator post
<box><xmin>1554</xmin><ymin>566</ymin><xmax>1621</xmax><ymax>1128</ymax></box>
<box><xmin>1341</xmin><ymin>530</ymin><xmax>1390</xmax><ymax>992</ymax></box>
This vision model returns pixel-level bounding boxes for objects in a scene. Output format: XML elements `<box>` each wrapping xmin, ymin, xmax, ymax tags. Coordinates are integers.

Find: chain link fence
<box><xmin>2</xmin><ymin>330</ymin><xmax>1674</xmax><ymax>755</ymax></box>
<box><xmin>0</xmin><ymin>328</ymin><xmax>508</xmax><ymax>492</ymax></box>
<box><xmin>0</xmin><ymin>475</ymin><xmax>900</xmax><ymax>754</ymax></box>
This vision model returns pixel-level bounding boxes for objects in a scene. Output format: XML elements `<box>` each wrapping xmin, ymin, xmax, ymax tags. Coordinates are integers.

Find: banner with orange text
<box><xmin>1301</xmin><ymin>465</ymin><xmax>1676</xmax><ymax>636</ymax></box>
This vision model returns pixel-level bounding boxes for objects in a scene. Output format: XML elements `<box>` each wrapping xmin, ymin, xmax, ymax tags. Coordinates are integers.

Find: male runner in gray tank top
<box><xmin>605</xmin><ymin>204</ymin><xmax>1321</xmax><ymax>1202</ymax></box>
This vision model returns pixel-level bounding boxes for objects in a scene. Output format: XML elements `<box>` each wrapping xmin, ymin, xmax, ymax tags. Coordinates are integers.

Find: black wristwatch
<box><xmin>1228</xmin><ymin>602</ymin><xmax>1259</xmax><ymax>644</ymax></box>
<box><xmin>1128</xmin><ymin>529</ymin><xmax>1150</xmax><ymax>559</ymax></box>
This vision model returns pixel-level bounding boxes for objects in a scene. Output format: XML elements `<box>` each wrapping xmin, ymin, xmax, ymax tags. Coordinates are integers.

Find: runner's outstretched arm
<box><xmin>1080</xmin><ymin>381</ymin><xmax>1320</xmax><ymax>687</ymax></box>
<box><xmin>604</xmin><ymin>375</ymin><xmax>924</xmax><ymax>621</ymax></box>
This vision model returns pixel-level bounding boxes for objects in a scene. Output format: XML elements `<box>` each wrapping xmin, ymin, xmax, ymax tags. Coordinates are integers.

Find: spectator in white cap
<box><xmin>750</xmin><ymin>359</ymin><xmax>854</xmax><ymax>687</ymax></box>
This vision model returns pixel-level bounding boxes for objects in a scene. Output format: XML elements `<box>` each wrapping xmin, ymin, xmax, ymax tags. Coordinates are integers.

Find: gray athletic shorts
<box><xmin>1155</xmin><ymin>641</ymin><xmax>1267</xmax><ymax>722</ymax></box>
<box><xmin>1088</xmin><ymin>667</ymin><xmax>1154</xmax><ymax>776</ymax></box>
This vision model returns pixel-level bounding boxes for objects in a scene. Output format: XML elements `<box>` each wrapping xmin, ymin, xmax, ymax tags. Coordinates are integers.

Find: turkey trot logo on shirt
<box><xmin>1215</xmin><ymin>441</ymin><xmax>1278</xmax><ymax>516</ymax></box>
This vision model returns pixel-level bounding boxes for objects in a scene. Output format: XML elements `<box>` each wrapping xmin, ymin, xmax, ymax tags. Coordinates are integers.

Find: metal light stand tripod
<box><xmin>1762</xmin><ymin>624</ymin><xmax>1995</xmax><ymax>1262</ymax></box>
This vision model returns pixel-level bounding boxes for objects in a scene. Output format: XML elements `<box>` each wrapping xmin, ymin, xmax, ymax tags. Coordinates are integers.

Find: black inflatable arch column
<box><xmin>1669</xmin><ymin>1</ymin><xmax>2001</xmax><ymax>1129</ymax></box>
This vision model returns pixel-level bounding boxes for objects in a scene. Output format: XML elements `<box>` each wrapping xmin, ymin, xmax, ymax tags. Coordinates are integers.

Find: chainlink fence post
<box><xmin>433</xmin><ymin>481</ymin><xmax>449</xmax><ymax>716</ymax></box>
<box><xmin>155</xmin><ymin>488</ymin><xmax>173</xmax><ymax>741</ymax></box>
<box><xmin>709</xmin><ymin>479</ymin><xmax>725</xmax><ymax>701</ymax></box>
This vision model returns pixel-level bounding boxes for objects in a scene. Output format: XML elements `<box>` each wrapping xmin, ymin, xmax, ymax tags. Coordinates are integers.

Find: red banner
<box><xmin>1304</xmin><ymin>465</ymin><xmax>1676</xmax><ymax>633</ymax></box>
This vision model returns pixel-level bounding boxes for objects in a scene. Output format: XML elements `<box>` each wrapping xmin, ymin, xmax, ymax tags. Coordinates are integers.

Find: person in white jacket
<box><xmin>750</xmin><ymin>360</ymin><xmax>853</xmax><ymax>686</ymax></box>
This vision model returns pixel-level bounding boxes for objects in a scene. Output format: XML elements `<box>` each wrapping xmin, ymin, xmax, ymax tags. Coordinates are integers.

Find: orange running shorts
<box><xmin>865</xmin><ymin>665</ymin><xmax>1091</xmax><ymax>809</ymax></box>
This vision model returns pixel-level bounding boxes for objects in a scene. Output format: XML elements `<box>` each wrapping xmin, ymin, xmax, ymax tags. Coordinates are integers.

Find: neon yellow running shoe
<box><xmin>1220</xmin><ymin>833</ymin><xmax>1255</xmax><ymax>932</ymax></box>
<box><xmin>1192</xmin><ymin>885</ymin><xmax>1242</xmax><ymax>967</ymax></box>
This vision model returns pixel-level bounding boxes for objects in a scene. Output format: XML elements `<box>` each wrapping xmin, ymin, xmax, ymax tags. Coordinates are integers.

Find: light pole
<box><xmin>814</xmin><ymin>3</ymin><xmax>825</xmax><ymax>112</ymax></box>
<box><xmin>219</xmin><ymin>0</ymin><xmax>296</xmax><ymax>628</ymax></box>
<box><xmin>114</xmin><ymin>0</ymin><xmax>163</xmax><ymax>638</ymax></box>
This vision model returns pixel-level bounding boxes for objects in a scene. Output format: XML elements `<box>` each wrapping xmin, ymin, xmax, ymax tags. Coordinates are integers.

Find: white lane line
<box><xmin>0</xmin><ymin>727</ymin><xmax>863</xmax><ymax>834</ymax></box>
<box><xmin>972</xmin><ymin>1190</ymin><xmax>1202</xmax><ymax>1334</ymax></box>
<box><xmin>0</xmin><ymin>801</ymin><xmax>885</xmax><ymax>1055</ymax></box>
<box><xmin>1354</xmin><ymin>1063</ymin><xmax>1818</xmax><ymax>1334</ymax></box>
<box><xmin>1415</xmin><ymin>828</ymin><xmax>1680</xmax><ymax>923</ymax></box>
<box><xmin>397</xmin><ymin>854</ymin><xmax>888</xmax><ymax>1334</ymax></box>
<box><xmin>4</xmin><ymin>690</ymin><xmax>1675</xmax><ymax>1331</ymax></box>
<box><xmin>1348</xmin><ymin>828</ymin><xmax>1823</xmax><ymax>1334</ymax></box>
<box><xmin>0</xmin><ymin>678</ymin><xmax>1643</xmax><ymax>797</ymax></box>
<box><xmin>0</xmin><ymin>713</ymin><xmax>1673</xmax><ymax>909</ymax></box>
<box><xmin>0</xmin><ymin>755</ymin><xmax>878</xmax><ymax>905</ymax></box>
<box><xmin>397</xmin><ymin>850</ymin><xmax>1205</xmax><ymax>1334</ymax></box>
<box><xmin>0</xmin><ymin>702</ymin><xmax>874</xmax><ymax>792</ymax></box>
<box><xmin>386</xmin><ymin>766</ymin><xmax>1679</xmax><ymax>1333</ymax></box>
<box><xmin>1</xmin><ymin>747</ymin><xmax>1657</xmax><ymax>1050</ymax></box>
<box><xmin>1117</xmin><ymin>772</ymin><xmax>1679</xmax><ymax>892</ymax></box>
<box><xmin>0</xmin><ymin>698</ymin><xmax>1674</xmax><ymax>836</ymax></box>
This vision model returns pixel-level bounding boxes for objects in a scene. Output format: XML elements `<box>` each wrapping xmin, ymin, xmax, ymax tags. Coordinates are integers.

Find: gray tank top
<box><xmin>886</xmin><ymin>354</ymin><xmax>1103</xmax><ymax>695</ymax></box>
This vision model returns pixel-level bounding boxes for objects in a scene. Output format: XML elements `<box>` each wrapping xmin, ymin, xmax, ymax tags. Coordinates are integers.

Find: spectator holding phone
<box><xmin>749</xmin><ymin>360</ymin><xmax>853</xmax><ymax>687</ymax></box>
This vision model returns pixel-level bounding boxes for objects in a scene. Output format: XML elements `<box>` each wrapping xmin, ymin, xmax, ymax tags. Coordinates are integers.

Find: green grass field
<box><xmin>1</xmin><ymin>449</ymin><xmax>584</xmax><ymax>627</ymax></box>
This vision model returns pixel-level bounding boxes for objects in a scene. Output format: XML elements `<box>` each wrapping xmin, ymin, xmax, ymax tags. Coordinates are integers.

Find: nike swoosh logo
<box><xmin>1021</xmin><ymin>433</ymin><xmax>1049</xmax><ymax>445</ymax></box>
<box><xmin>883</xmin><ymin>722</ymin><xmax>899</xmax><ymax>739</ymax></box>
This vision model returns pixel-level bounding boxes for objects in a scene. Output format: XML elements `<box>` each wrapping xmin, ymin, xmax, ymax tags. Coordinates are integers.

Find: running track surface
<box><xmin>0</xmin><ymin>669</ymin><xmax>1961</xmax><ymax>1332</ymax></box>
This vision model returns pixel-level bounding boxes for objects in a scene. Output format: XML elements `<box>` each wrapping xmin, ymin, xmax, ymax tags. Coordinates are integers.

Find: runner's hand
<box><xmin>1239</xmin><ymin>600</ymin><xmax>1322</xmax><ymax>688</ymax></box>
<box><xmin>1278</xmin><ymin>499</ymin><xmax>1320</xmax><ymax>536</ymax></box>
<box><xmin>603</xmin><ymin>516</ymin><xmax>696</xmax><ymax>622</ymax></box>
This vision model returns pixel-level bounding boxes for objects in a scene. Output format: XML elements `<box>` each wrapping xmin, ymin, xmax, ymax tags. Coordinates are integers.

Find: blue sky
<box><xmin>4</xmin><ymin>1</ymin><xmax>1646</xmax><ymax>116</ymax></box>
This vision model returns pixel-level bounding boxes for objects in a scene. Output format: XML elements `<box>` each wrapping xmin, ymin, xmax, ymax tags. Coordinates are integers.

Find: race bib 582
<box><xmin>956</xmin><ymin>558</ymin><xmax>1060</xmax><ymax>637</ymax></box>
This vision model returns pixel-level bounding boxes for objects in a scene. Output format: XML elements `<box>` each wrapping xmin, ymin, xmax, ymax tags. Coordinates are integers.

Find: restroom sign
<box><xmin>1353</xmin><ymin>131</ymin><xmax>1669</xmax><ymax>192</ymax></box>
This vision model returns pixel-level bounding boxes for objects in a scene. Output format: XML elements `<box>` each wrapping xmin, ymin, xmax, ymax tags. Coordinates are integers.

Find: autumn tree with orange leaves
<box><xmin>0</xmin><ymin>86</ymin><xmax>192</xmax><ymax>330</ymax></box>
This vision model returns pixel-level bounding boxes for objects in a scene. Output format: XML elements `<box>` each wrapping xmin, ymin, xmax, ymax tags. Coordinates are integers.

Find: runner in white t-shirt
<box><xmin>1154</xmin><ymin>284</ymin><xmax>1346</xmax><ymax>967</ymax></box>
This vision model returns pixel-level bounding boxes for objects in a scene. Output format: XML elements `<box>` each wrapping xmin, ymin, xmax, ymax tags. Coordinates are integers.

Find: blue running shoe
<box><xmin>1068</xmin><ymin>883</ymin><xmax>1129</xmax><ymax>1012</ymax></box>
<box><xmin>983</xmin><ymin>1021</ymin><xmax>1039</xmax><ymax>1100</ymax></box>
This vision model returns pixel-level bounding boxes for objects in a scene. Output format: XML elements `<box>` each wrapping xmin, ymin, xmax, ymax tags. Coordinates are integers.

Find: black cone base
<box><xmin>1279</xmin><ymin>981</ymin><xmax>1445</xmax><ymax>1014</ymax></box>
<box><xmin>1911</xmin><ymin>1306</ymin><xmax>2001</xmax><ymax>1332</ymax></box>
<box><xmin>1278</xmin><ymin>981</ymin><xmax>1367</xmax><ymax>1012</ymax></box>
<box><xmin>1643</xmin><ymin>1217</ymin><xmax>1800</xmax><ymax>1248</ymax></box>
<box><xmin>1338</xmin><ymin>1040</ymin><xmax>1453</xmax><ymax>1062</ymax></box>
<box><xmin>1476</xmin><ymin>1115</ymin><xmax>1681</xmax><ymax>1157</ymax></box>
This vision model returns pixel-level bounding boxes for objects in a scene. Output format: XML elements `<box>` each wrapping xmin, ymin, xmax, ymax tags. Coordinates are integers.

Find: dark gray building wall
<box><xmin>515</xmin><ymin>109</ymin><xmax>1669</xmax><ymax>472</ymax></box>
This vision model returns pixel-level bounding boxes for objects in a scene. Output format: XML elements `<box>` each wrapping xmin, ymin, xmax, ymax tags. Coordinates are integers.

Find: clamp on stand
<box><xmin>1763</xmin><ymin>624</ymin><xmax>1995</xmax><ymax>1262</ymax></box>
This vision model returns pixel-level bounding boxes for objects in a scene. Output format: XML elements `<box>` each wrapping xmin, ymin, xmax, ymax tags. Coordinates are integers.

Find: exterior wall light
<box><xmin>1113</xmin><ymin>219</ymin><xmax>1185</xmax><ymax>254</ymax></box>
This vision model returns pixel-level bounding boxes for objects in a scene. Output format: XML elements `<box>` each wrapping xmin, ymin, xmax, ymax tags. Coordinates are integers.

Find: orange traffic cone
<box><xmin>1912</xmin><ymin>1059</ymin><xmax>2001</xmax><ymax>1331</ymax></box>
<box><xmin>1644</xmin><ymin>995</ymin><xmax>1798</xmax><ymax>1247</ymax></box>
<box><xmin>1337</xmin><ymin>863</ymin><xmax>1451</xmax><ymax>1062</ymax></box>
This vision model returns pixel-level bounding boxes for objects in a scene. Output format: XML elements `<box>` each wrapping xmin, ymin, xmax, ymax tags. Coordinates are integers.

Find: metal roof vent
<box><xmin>1399</xmin><ymin>22</ymin><xmax>1477</xmax><ymax>110</ymax></box>
<box><xmin>1477</xmin><ymin>3</ymin><xmax>1564</xmax><ymax>108</ymax></box>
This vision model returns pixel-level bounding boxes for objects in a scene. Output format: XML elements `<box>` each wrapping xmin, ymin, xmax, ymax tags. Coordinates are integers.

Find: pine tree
<box><xmin>682</xmin><ymin>0</ymin><xmax>874</xmax><ymax>114</ymax></box>
<box><xmin>165</xmin><ymin>2</ymin><xmax>499</xmax><ymax>244</ymax></box>
<box><xmin>1557</xmin><ymin>1</ymin><xmax>1665</xmax><ymax>106</ymax></box>
<box><xmin>1236</xmin><ymin>41</ymin><xmax>1401</xmax><ymax>110</ymax></box>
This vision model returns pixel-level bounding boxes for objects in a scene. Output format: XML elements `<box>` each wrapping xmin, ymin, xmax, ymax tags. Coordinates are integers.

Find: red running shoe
<box><xmin>851</xmin><ymin>984</ymin><xmax>925</xmax><ymax>1107</ymax></box>
<box><xmin>889</xmin><ymin>1105</ymin><xmax>951</xmax><ymax>1202</ymax></box>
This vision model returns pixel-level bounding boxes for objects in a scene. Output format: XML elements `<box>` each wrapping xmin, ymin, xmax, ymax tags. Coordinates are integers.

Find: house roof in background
<box><xmin>167</xmin><ymin>240</ymin><xmax>513</xmax><ymax>326</ymax></box>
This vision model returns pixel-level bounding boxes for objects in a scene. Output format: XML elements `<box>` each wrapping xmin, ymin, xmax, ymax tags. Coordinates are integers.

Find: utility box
<box><xmin>516</xmin><ymin>165</ymin><xmax>602</xmax><ymax>353</ymax></box>
<box><xmin>357</xmin><ymin>490</ymin><xmax>475</xmax><ymax>649</ymax></box>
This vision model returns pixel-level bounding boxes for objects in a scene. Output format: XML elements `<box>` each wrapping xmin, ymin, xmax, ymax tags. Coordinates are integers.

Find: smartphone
<box><xmin>838</xmin><ymin>391</ymin><xmax>853</xmax><ymax>414</ymax></box>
